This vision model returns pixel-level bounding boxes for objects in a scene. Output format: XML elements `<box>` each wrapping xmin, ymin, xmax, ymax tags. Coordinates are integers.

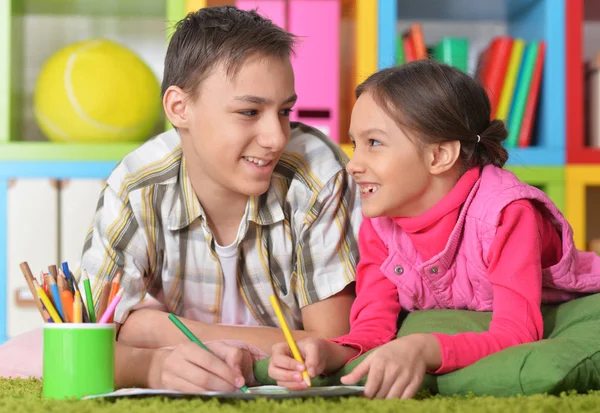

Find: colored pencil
<box><xmin>57</xmin><ymin>272</ymin><xmax>71</xmax><ymax>322</ymax></box>
<box><xmin>18</xmin><ymin>262</ymin><xmax>46</xmax><ymax>318</ymax></box>
<box><xmin>81</xmin><ymin>270</ymin><xmax>96</xmax><ymax>323</ymax></box>
<box><xmin>61</xmin><ymin>290</ymin><xmax>74</xmax><ymax>322</ymax></box>
<box><xmin>269</xmin><ymin>295</ymin><xmax>311</xmax><ymax>387</ymax></box>
<box><xmin>168</xmin><ymin>313</ymin><xmax>249</xmax><ymax>393</ymax></box>
<box><xmin>48</xmin><ymin>265</ymin><xmax>58</xmax><ymax>282</ymax></box>
<box><xmin>61</xmin><ymin>262</ymin><xmax>74</xmax><ymax>293</ymax></box>
<box><xmin>70</xmin><ymin>270</ymin><xmax>90</xmax><ymax>323</ymax></box>
<box><xmin>98</xmin><ymin>287</ymin><xmax>124</xmax><ymax>324</ymax></box>
<box><xmin>106</xmin><ymin>271</ymin><xmax>122</xmax><ymax>323</ymax></box>
<box><xmin>33</xmin><ymin>279</ymin><xmax>62</xmax><ymax>323</ymax></box>
<box><xmin>73</xmin><ymin>291</ymin><xmax>82</xmax><ymax>323</ymax></box>
<box><xmin>96</xmin><ymin>276</ymin><xmax>111</xmax><ymax>321</ymax></box>
<box><xmin>45</xmin><ymin>272</ymin><xmax>65</xmax><ymax>321</ymax></box>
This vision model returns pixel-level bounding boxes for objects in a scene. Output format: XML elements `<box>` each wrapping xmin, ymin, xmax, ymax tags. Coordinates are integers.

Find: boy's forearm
<box><xmin>118</xmin><ymin>308</ymin><xmax>327</xmax><ymax>353</ymax></box>
<box><xmin>114</xmin><ymin>342</ymin><xmax>166</xmax><ymax>389</ymax></box>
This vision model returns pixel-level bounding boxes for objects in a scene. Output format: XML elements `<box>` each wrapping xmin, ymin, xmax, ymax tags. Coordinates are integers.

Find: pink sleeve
<box><xmin>432</xmin><ymin>200</ymin><xmax>555</xmax><ymax>374</ymax></box>
<box><xmin>330</xmin><ymin>218</ymin><xmax>401</xmax><ymax>362</ymax></box>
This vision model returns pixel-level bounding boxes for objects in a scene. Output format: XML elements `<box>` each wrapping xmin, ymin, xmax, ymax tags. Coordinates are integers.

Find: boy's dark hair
<box><xmin>356</xmin><ymin>60</ymin><xmax>509</xmax><ymax>171</ymax></box>
<box><xmin>162</xmin><ymin>6</ymin><xmax>295</xmax><ymax>98</ymax></box>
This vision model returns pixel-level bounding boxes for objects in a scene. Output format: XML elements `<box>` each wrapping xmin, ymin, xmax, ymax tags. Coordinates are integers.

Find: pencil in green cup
<box><xmin>167</xmin><ymin>313</ymin><xmax>249</xmax><ymax>393</ymax></box>
<box><xmin>82</xmin><ymin>270</ymin><xmax>96</xmax><ymax>322</ymax></box>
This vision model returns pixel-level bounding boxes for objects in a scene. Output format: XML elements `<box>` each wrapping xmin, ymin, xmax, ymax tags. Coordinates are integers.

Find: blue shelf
<box><xmin>506</xmin><ymin>146</ymin><xmax>564</xmax><ymax>166</ymax></box>
<box><xmin>0</xmin><ymin>161</ymin><xmax>118</xmax><ymax>179</ymax></box>
<box><xmin>0</xmin><ymin>180</ymin><xmax>7</xmax><ymax>344</ymax></box>
<box><xmin>378</xmin><ymin>0</ymin><xmax>398</xmax><ymax>69</ymax></box>
<box><xmin>377</xmin><ymin>0</ymin><xmax>564</xmax><ymax>167</ymax></box>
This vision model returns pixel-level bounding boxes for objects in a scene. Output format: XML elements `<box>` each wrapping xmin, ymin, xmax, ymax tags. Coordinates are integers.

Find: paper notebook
<box><xmin>82</xmin><ymin>385</ymin><xmax>365</xmax><ymax>400</ymax></box>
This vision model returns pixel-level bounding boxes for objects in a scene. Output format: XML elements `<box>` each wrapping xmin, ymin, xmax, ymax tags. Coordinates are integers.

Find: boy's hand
<box><xmin>148</xmin><ymin>341</ymin><xmax>251</xmax><ymax>392</ymax></box>
<box><xmin>268</xmin><ymin>337</ymin><xmax>330</xmax><ymax>390</ymax></box>
<box><xmin>340</xmin><ymin>334</ymin><xmax>439</xmax><ymax>399</ymax></box>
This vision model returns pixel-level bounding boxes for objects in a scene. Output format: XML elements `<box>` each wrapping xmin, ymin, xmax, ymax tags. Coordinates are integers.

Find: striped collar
<box><xmin>167</xmin><ymin>154</ymin><xmax>285</xmax><ymax>230</ymax></box>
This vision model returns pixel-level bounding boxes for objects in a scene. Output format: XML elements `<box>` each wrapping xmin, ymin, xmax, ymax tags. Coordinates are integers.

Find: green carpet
<box><xmin>2</xmin><ymin>379</ymin><xmax>600</xmax><ymax>412</ymax></box>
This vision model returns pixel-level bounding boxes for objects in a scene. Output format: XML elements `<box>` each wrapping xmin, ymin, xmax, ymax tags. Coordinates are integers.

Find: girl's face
<box><xmin>346</xmin><ymin>91</ymin><xmax>434</xmax><ymax>218</ymax></box>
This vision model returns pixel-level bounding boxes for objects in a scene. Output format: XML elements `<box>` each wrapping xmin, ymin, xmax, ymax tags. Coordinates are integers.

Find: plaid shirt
<box><xmin>80</xmin><ymin>123</ymin><xmax>362</xmax><ymax>329</ymax></box>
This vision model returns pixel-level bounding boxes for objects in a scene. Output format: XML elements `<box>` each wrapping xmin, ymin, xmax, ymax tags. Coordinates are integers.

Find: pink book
<box><xmin>288</xmin><ymin>0</ymin><xmax>340</xmax><ymax>142</ymax></box>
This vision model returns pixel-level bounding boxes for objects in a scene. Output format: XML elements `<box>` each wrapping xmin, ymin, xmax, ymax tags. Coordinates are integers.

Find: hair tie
<box><xmin>476</xmin><ymin>134</ymin><xmax>481</xmax><ymax>143</ymax></box>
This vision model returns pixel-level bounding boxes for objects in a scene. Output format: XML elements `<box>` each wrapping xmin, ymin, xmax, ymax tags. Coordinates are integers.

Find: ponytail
<box><xmin>467</xmin><ymin>119</ymin><xmax>509</xmax><ymax>169</ymax></box>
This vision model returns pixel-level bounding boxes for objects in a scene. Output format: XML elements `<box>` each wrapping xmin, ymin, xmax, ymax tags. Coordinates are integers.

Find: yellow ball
<box><xmin>33</xmin><ymin>39</ymin><xmax>161</xmax><ymax>143</ymax></box>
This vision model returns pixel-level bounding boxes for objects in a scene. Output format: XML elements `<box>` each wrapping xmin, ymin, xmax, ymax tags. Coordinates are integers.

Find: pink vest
<box><xmin>371</xmin><ymin>165</ymin><xmax>600</xmax><ymax>311</ymax></box>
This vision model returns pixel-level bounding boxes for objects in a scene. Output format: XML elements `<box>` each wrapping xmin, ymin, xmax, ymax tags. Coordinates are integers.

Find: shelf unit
<box><xmin>361</xmin><ymin>0</ymin><xmax>565</xmax><ymax>167</ymax></box>
<box><xmin>0</xmin><ymin>0</ymin><xmax>193</xmax><ymax>343</ymax></box>
<box><xmin>566</xmin><ymin>0</ymin><xmax>600</xmax><ymax>164</ymax></box>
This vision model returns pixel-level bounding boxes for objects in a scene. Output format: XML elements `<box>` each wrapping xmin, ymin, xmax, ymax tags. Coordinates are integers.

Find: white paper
<box><xmin>82</xmin><ymin>385</ymin><xmax>365</xmax><ymax>400</ymax></box>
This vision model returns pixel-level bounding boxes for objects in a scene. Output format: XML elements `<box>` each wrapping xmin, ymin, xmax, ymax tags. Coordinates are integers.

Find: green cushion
<box><xmin>253</xmin><ymin>293</ymin><xmax>600</xmax><ymax>396</ymax></box>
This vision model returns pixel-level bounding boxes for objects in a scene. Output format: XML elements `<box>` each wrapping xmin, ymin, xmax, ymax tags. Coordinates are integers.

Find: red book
<box><xmin>409</xmin><ymin>23</ymin><xmax>427</xmax><ymax>60</ymax></box>
<box><xmin>403</xmin><ymin>34</ymin><xmax>416</xmax><ymax>62</ymax></box>
<box><xmin>518</xmin><ymin>41</ymin><xmax>546</xmax><ymax>147</ymax></box>
<box><xmin>479</xmin><ymin>36</ymin><xmax>513</xmax><ymax>118</ymax></box>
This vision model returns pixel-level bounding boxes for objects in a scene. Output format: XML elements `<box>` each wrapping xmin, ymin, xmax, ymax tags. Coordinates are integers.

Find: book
<box><xmin>434</xmin><ymin>37</ymin><xmax>469</xmax><ymax>73</ymax></box>
<box><xmin>478</xmin><ymin>36</ymin><xmax>514</xmax><ymax>119</ymax></box>
<box><xmin>518</xmin><ymin>41</ymin><xmax>546</xmax><ymax>147</ymax></box>
<box><xmin>408</xmin><ymin>23</ymin><xmax>427</xmax><ymax>60</ymax></box>
<box><xmin>496</xmin><ymin>38</ymin><xmax>525</xmax><ymax>122</ymax></box>
<box><xmin>82</xmin><ymin>385</ymin><xmax>366</xmax><ymax>400</ymax></box>
<box><xmin>506</xmin><ymin>41</ymin><xmax>540</xmax><ymax>147</ymax></box>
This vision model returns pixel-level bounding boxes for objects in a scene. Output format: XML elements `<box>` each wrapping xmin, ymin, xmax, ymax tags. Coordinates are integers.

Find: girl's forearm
<box><xmin>324</xmin><ymin>341</ymin><xmax>360</xmax><ymax>373</ymax></box>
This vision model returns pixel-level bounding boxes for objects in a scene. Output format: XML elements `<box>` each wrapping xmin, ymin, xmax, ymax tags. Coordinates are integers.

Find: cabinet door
<box><xmin>288</xmin><ymin>0</ymin><xmax>340</xmax><ymax>142</ymax></box>
<box><xmin>236</xmin><ymin>0</ymin><xmax>287</xmax><ymax>28</ymax></box>
<box><xmin>59</xmin><ymin>179</ymin><xmax>105</xmax><ymax>272</ymax></box>
<box><xmin>7</xmin><ymin>179</ymin><xmax>58</xmax><ymax>338</ymax></box>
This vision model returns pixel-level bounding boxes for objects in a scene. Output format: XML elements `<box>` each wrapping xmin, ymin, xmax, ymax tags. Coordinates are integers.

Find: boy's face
<box><xmin>178</xmin><ymin>54</ymin><xmax>296</xmax><ymax>199</ymax></box>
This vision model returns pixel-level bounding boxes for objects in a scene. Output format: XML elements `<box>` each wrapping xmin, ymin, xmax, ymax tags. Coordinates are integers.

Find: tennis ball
<box><xmin>33</xmin><ymin>39</ymin><xmax>161</xmax><ymax>143</ymax></box>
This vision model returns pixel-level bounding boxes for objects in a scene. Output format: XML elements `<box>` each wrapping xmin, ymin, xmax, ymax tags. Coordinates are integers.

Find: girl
<box><xmin>267</xmin><ymin>59</ymin><xmax>600</xmax><ymax>399</ymax></box>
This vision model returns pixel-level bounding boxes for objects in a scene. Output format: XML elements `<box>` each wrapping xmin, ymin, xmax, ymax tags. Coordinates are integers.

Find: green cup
<box><xmin>43</xmin><ymin>323</ymin><xmax>115</xmax><ymax>399</ymax></box>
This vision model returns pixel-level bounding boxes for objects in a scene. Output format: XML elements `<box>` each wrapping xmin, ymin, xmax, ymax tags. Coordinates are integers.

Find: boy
<box><xmin>81</xmin><ymin>6</ymin><xmax>362</xmax><ymax>392</ymax></box>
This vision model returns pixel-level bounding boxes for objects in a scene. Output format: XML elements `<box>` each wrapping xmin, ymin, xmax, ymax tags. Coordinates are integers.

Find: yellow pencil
<box><xmin>33</xmin><ymin>279</ymin><xmax>62</xmax><ymax>323</ymax></box>
<box><xmin>269</xmin><ymin>295</ymin><xmax>311</xmax><ymax>387</ymax></box>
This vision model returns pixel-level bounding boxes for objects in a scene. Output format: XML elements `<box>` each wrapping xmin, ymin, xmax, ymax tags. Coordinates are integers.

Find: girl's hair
<box><xmin>356</xmin><ymin>60</ymin><xmax>509</xmax><ymax>170</ymax></box>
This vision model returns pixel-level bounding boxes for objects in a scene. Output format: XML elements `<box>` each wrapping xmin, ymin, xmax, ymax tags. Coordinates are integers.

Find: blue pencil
<box><xmin>61</xmin><ymin>262</ymin><xmax>74</xmax><ymax>293</ymax></box>
<box><xmin>46</xmin><ymin>273</ymin><xmax>64</xmax><ymax>321</ymax></box>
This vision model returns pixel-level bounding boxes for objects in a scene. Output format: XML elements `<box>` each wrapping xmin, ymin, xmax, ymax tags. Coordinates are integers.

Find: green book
<box><xmin>396</xmin><ymin>34</ymin><xmax>405</xmax><ymax>65</ymax></box>
<box><xmin>433</xmin><ymin>37</ymin><xmax>469</xmax><ymax>72</ymax></box>
<box><xmin>505</xmin><ymin>41</ymin><xmax>539</xmax><ymax>147</ymax></box>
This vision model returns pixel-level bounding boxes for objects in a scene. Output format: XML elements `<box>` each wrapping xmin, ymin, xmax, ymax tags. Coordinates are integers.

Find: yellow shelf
<box><xmin>566</xmin><ymin>165</ymin><xmax>600</xmax><ymax>250</ymax></box>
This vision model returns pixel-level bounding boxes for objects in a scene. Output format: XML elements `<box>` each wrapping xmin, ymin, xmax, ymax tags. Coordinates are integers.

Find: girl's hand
<box><xmin>340</xmin><ymin>334</ymin><xmax>440</xmax><ymax>399</ymax></box>
<box><xmin>268</xmin><ymin>337</ymin><xmax>330</xmax><ymax>390</ymax></box>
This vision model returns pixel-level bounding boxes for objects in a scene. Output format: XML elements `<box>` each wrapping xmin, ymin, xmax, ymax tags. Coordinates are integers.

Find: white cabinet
<box><xmin>5</xmin><ymin>178</ymin><xmax>104</xmax><ymax>338</ymax></box>
<box><xmin>59</xmin><ymin>179</ymin><xmax>105</xmax><ymax>272</ymax></box>
<box><xmin>7</xmin><ymin>179</ymin><xmax>58</xmax><ymax>337</ymax></box>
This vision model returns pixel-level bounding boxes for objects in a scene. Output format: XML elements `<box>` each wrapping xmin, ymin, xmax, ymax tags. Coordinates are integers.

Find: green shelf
<box><xmin>14</xmin><ymin>0</ymin><xmax>167</xmax><ymax>17</ymax></box>
<box><xmin>0</xmin><ymin>142</ymin><xmax>142</xmax><ymax>161</ymax></box>
<box><xmin>506</xmin><ymin>166</ymin><xmax>565</xmax><ymax>213</ymax></box>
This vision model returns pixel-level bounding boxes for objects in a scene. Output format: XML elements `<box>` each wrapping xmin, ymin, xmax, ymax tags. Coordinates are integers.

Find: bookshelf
<box><xmin>0</xmin><ymin>0</ymin><xmax>193</xmax><ymax>343</ymax></box>
<box><xmin>564</xmin><ymin>0</ymin><xmax>600</xmax><ymax>252</ymax></box>
<box><xmin>370</xmin><ymin>0</ymin><xmax>565</xmax><ymax>167</ymax></box>
<box><xmin>566</xmin><ymin>0</ymin><xmax>600</xmax><ymax>164</ymax></box>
